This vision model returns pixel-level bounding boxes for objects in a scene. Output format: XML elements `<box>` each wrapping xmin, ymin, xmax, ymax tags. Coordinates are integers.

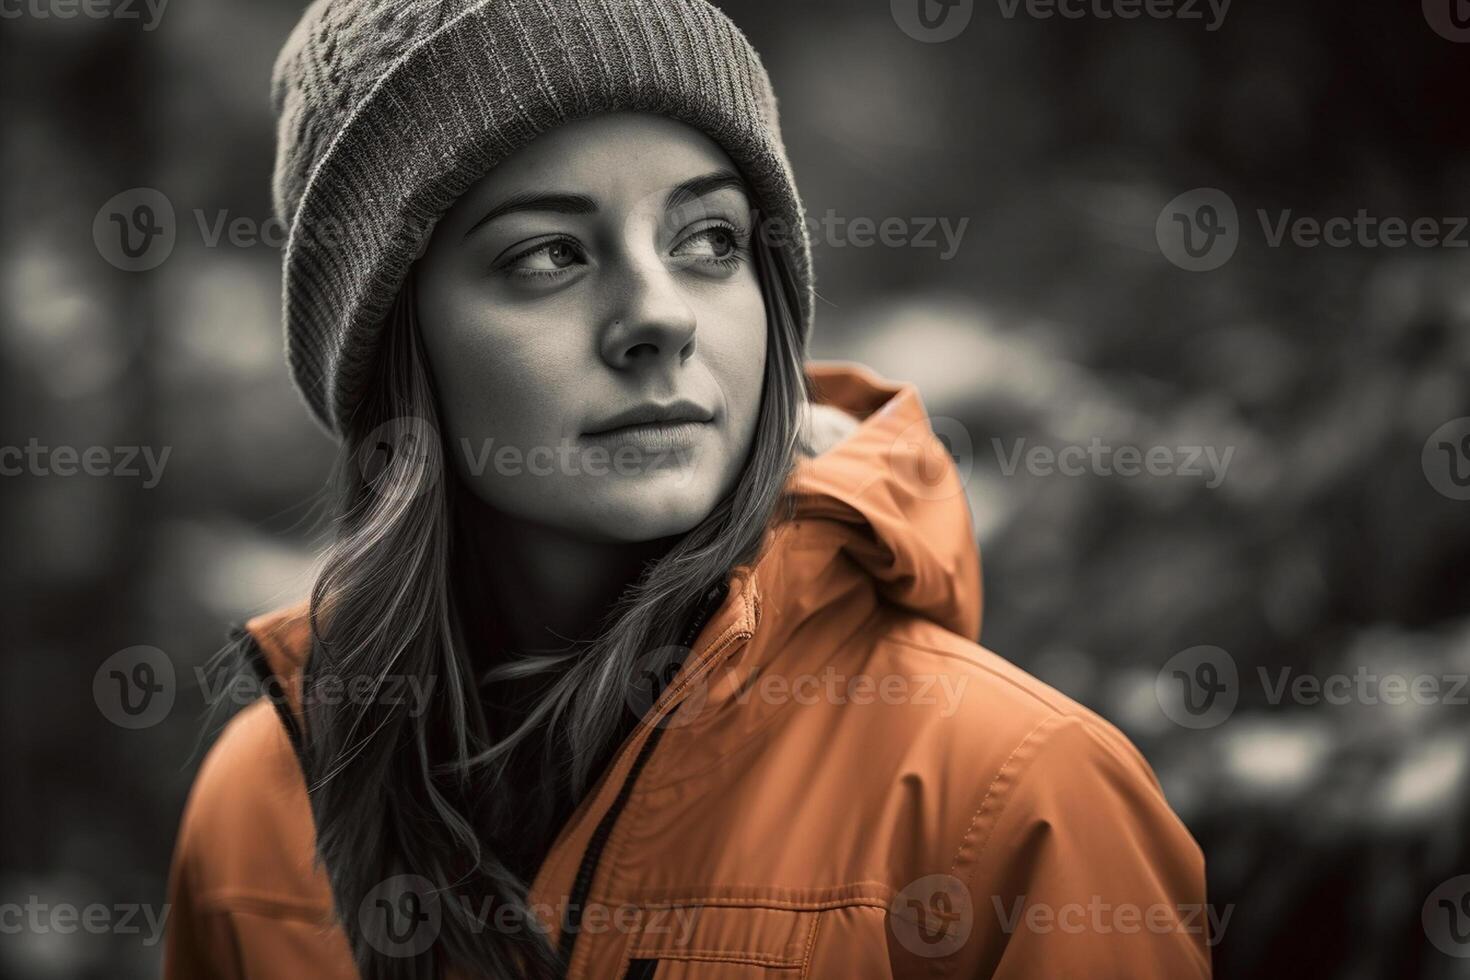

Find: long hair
<box><xmin>299</xmin><ymin>222</ymin><xmax>812</xmax><ymax>979</ymax></box>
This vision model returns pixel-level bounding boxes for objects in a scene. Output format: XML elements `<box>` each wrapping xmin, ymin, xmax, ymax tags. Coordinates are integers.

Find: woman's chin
<box><xmin>580</xmin><ymin>475</ymin><xmax>724</xmax><ymax>543</ymax></box>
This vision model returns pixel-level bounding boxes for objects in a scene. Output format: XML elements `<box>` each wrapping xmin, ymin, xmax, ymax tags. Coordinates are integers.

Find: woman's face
<box><xmin>415</xmin><ymin>112</ymin><xmax>768</xmax><ymax>544</ymax></box>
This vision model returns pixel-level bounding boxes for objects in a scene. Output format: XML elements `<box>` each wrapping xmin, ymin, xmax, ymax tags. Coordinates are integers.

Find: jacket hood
<box><xmin>240</xmin><ymin>360</ymin><xmax>983</xmax><ymax>716</ymax></box>
<box><xmin>787</xmin><ymin>360</ymin><xmax>982</xmax><ymax>640</ymax></box>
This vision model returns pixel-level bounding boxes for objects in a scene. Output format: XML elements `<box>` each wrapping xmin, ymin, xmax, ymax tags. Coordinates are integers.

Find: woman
<box><xmin>164</xmin><ymin>0</ymin><xmax>1212</xmax><ymax>977</ymax></box>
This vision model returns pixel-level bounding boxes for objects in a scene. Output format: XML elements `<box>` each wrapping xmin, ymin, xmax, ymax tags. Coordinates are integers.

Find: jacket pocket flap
<box><xmin>627</xmin><ymin>905</ymin><xmax>818</xmax><ymax>968</ymax></box>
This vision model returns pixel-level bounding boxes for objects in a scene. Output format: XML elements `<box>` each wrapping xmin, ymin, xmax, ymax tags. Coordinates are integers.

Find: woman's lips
<box><xmin>578</xmin><ymin>419</ymin><xmax>709</xmax><ymax>454</ymax></box>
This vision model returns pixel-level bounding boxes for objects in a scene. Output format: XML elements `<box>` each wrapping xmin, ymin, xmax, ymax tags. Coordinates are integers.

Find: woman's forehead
<box><xmin>446</xmin><ymin>112</ymin><xmax>745</xmax><ymax>222</ymax></box>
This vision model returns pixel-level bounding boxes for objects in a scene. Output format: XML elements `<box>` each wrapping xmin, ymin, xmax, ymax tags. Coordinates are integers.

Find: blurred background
<box><xmin>3</xmin><ymin>0</ymin><xmax>1469</xmax><ymax>977</ymax></box>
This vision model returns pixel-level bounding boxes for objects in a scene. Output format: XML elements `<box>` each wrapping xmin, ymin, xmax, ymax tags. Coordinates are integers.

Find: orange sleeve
<box><xmin>163</xmin><ymin>774</ymin><xmax>246</xmax><ymax>980</ymax></box>
<box><xmin>950</xmin><ymin>714</ymin><xmax>1213</xmax><ymax>979</ymax></box>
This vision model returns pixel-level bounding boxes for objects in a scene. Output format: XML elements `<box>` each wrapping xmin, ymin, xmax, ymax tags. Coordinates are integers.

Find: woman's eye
<box><xmin>500</xmin><ymin>238</ymin><xmax>586</xmax><ymax>277</ymax></box>
<box><xmin>673</xmin><ymin>224</ymin><xmax>747</xmax><ymax>264</ymax></box>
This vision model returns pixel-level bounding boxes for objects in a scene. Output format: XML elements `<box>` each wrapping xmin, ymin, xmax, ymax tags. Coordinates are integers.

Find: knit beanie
<box><xmin>270</xmin><ymin>0</ymin><xmax>814</xmax><ymax>436</ymax></box>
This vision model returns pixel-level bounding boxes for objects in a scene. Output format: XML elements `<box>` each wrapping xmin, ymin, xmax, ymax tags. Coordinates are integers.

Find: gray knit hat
<box><xmin>271</xmin><ymin>0</ymin><xmax>814</xmax><ymax>436</ymax></box>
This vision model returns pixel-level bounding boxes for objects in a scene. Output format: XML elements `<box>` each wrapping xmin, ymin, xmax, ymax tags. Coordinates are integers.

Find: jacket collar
<box><xmin>651</xmin><ymin>360</ymin><xmax>983</xmax><ymax>723</ymax></box>
<box><xmin>241</xmin><ymin>360</ymin><xmax>983</xmax><ymax>722</ymax></box>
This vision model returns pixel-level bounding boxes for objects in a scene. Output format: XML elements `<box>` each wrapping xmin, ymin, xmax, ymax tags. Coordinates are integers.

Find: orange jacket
<box><xmin>165</xmin><ymin>361</ymin><xmax>1212</xmax><ymax>979</ymax></box>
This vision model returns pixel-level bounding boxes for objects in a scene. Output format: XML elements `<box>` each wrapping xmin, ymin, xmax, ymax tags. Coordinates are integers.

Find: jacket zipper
<box><xmin>555</xmin><ymin>579</ymin><xmax>732</xmax><ymax>978</ymax></box>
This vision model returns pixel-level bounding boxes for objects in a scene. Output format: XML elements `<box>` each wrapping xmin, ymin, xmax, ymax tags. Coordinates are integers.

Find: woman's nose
<box><xmin>597</xmin><ymin>251</ymin><xmax>698</xmax><ymax>371</ymax></box>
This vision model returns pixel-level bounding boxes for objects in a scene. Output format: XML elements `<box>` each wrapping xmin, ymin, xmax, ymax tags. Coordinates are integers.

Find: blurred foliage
<box><xmin>2</xmin><ymin>1</ymin><xmax>1468</xmax><ymax>978</ymax></box>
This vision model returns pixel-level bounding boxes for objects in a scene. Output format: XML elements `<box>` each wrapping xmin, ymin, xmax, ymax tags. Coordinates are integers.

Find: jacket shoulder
<box><xmin>170</xmin><ymin>698</ymin><xmax>332</xmax><ymax>917</ymax></box>
<box><xmin>868</xmin><ymin>612</ymin><xmax>1155</xmax><ymax>777</ymax></box>
<box><xmin>861</xmin><ymin>615</ymin><xmax>1210</xmax><ymax>975</ymax></box>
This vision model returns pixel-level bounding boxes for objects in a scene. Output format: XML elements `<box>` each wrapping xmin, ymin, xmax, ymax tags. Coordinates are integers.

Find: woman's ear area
<box><xmin>797</xmin><ymin>400</ymin><xmax>861</xmax><ymax>459</ymax></box>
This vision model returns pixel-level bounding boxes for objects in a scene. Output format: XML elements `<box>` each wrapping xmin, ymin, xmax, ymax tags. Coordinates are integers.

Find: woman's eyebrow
<box><xmin>462</xmin><ymin>192</ymin><xmax>598</xmax><ymax>240</ymax></box>
<box><xmin>665</xmin><ymin>170</ymin><xmax>748</xmax><ymax>211</ymax></box>
<box><xmin>461</xmin><ymin>171</ymin><xmax>748</xmax><ymax>241</ymax></box>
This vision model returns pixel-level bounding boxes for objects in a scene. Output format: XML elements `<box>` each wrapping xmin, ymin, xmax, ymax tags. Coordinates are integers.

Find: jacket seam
<box><xmin>932</xmin><ymin>715</ymin><xmax>1064</xmax><ymax>978</ymax></box>
<box><xmin>946</xmin><ymin>714</ymin><xmax>1065</xmax><ymax>881</ymax></box>
<box><xmin>878</xmin><ymin>633</ymin><xmax>1086</xmax><ymax>719</ymax></box>
<box><xmin>631</xmin><ymin>895</ymin><xmax>891</xmax><ymax>912</ymax></box>
<box><xmin>193</xmin><ymin>890</ymin><xmax>335</xmax><ymax>924</ymax></box>
<box><xmin>798</xmin><ymin>903</ymin><xmax>822</xmax><ymax>977</ymax></box>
